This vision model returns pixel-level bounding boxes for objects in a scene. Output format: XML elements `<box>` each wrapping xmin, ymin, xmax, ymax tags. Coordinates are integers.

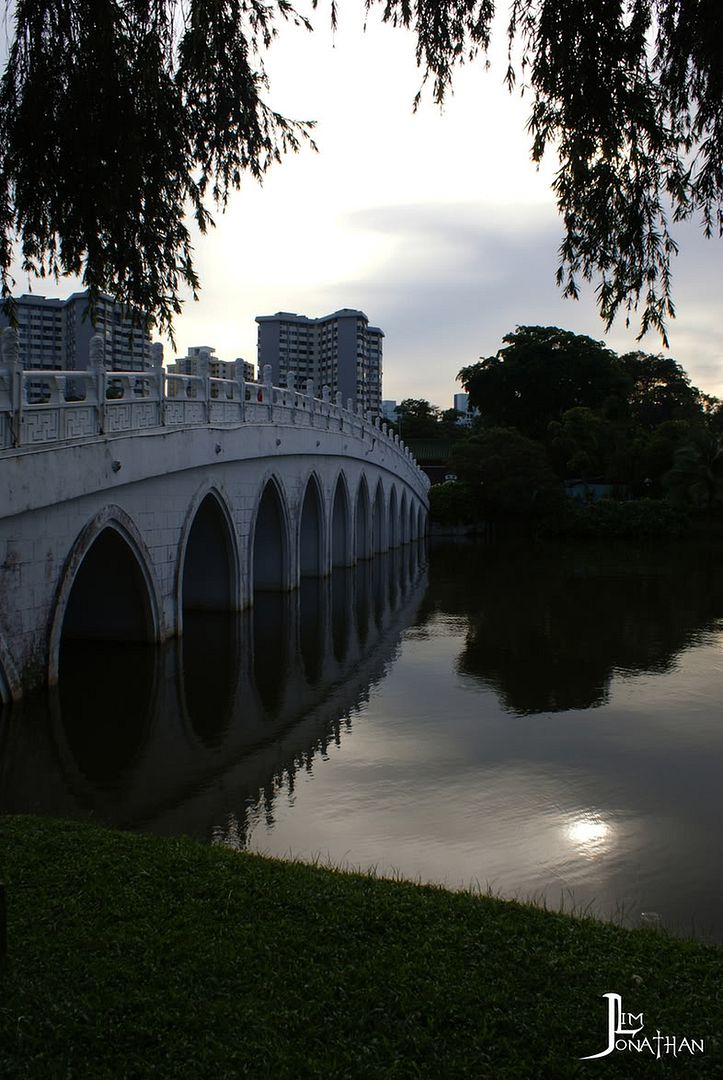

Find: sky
<box><xmin>11</xmin><ymin>4</ymin><xmax>723</xmax><ymax>410</ymax></box>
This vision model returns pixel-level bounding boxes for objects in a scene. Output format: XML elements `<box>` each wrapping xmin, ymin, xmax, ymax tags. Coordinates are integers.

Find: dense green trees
<box><xmin>432</xmin><ymin>325</ymin><xmax>722</xmax><ymax>531</ymax></box>
<box><xmin>618</xmin><ymin>351</ymin><xmax>704</xmax><ymax>430</ymax></box>
<box><xmin>458</xmin><ymin>325</ymin><xmax>714</xmax><ymax>491</ymax></box>
<box><xmin>0</xmin><ymin>2</ymin><xmax>720</xmax><ymax>335</ymax></box>
<box><xmin>664</xmin><ymin>430</ymin><xmax>723</xmax><ymax>512</ymax></box>
<box><xmin>450</xmin><ymin>427</ymin><xmax>562</xmax><ymax>519</ymax></box>
<box><xmin>460</xmin><ymin>327</ymin><xmax>706</xmax><ymax>440</ymax></box>
<box><xmin>459</xmin><ymin>327</ymin><xmax>623</xmax><ymax>441</ymax></box>
<box><xmin>393</xmin><ymin>399</ymin><xmax>470</xmax><ymax>442</ymax></box>
<box><xmin>547</xmin><ymin>408</ymin><xmax>613</xmax><ymax>480</ymax></box>
<box><xmin>393</xmin><ymin>399</ymin><xmax>442</xmax><ymax>439</ymax></box>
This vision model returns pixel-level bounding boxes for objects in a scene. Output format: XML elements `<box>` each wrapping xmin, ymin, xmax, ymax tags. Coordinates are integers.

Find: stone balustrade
<box><xmin>0</xmin><ymin>330</ymin><xmax>425</xmax><ymax>487</ymax></box>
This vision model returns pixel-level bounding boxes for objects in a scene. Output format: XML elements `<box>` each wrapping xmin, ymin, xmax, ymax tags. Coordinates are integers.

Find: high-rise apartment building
<box><xmin>0</xmin><ymin>295</ymin><xmax>65</xmax><ymax>370</ymax></box>
<box><xmin>0</xmin><ymin>290</ymin><xmax>153</xmax><ymax>372</ymax></box>
<box><xmin>255</xmin><ymin>308</ymin><xmax>383</xmax><ymax>414</ymax></box>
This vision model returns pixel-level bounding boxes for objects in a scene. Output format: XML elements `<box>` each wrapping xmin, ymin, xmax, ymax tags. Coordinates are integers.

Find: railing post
<box><xmin>306</xmin><ymin>379</ymin><xmax>315</xmax><ymax>427</ymax></box>
<box><xmin>3</xmin><ymin>327</ymin><xmax>21</xmax><ymax>447</ymax></box>
<box><xmin>286</xmin><ymin>371</ymin><xmax>296</xmax><ymax>420</ymax></box>
<box><xmin>51</xmin><ymin>374</ymin><xmax>66</xmax><ymax>405</ymax></box>
<box><xmin>151</xmin><ymin>341</ymin><xmax>164</xmax><ymax>426</ymax></box>
<box><xmin>234</xmin><ymin>359</ymin><xmax>246</xmax><ymax>421</ymax></box>
<box><xmin>263</xmin><ymin>364</ymin><xmax>273</xmax><ymax>421</ymax></box>
<box><xmin>197</xmin><ymin>349</ymin><xmax>211</xmax><ymax>423</ymax></box>
<box><xmin>89</xmin><ymin>333</ymin><xmax>106</xmax><ymax>435</ymax></box>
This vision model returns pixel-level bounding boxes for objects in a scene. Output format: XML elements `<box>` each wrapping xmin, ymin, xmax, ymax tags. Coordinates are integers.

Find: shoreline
<box><xmin>1</xmin><ymin>814</ymin><xmax>721</xmax><ymax>1077</ymax></box>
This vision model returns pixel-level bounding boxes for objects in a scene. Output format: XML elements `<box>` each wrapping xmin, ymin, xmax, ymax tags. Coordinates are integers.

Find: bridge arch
<box><xmin>417</xmin><ymin>504</ymin><xmax>425</xmax><ymax>539</ymax></box>
<box><xmin>253</xmin><ymin>591</ymin><xmax>292</xmax><ymax>716</ymax></box>
<box><xmin>53</xmin><ymin>635</ymin><xmax>159</xmax><ymax>788</ymax></box>
<box><xmin>0</xmin><ymin>630</ymin><xmax>21</xmax><ymax>704</ymax></box>
<box><xmin>388</xmin><ymin>487</ymin><xmax>399</xmax><ymax>549</ymax></box>
<box><xmin>408</xmin><ymin>499</ymin><xmax>415</xmax><ymax>541</ymax></box>
<box><xmin>372</xmin><ymin>480</ymin><xmax>386</xmax><ymax>554</ymax></box>
<box><xmin>179</xmin><ymin>617</ymin><xmax>241</xmax><ymax>749</ymax></box>
<box><xmin>49</xmin><ymin>506</ymin><xmax>162</xmax><ymax>685</ymax></box>
<box><xmin>299</xmin><ymin>472</ymin><xmax>325</xmax><ymax>578</ymax></box>
<box><xmin>400</xmin><ymin>491</ymin><xmax>408</xmax><ymax>545</ymax></box>
<box><xmin>355</xmin><ymin>475</ymin><xmax>371</xmax><ymax>561</ymax></box>
<box><xmin>331</xmin><ymin>567</ymin><xmax>351</xmax><ymax>664</ymax></box>
<box><xmin>331</xmin><ymin>472</ymin><xmax>351</xmax><ymax>567</ymax></box>
<box><xmin>251</xmin><ymin>476</ymin><xmax>291</xmax><ymax>593</ymax></box>
<box><xmin>178</xmin><ymin>486</ymin><xmax>239</xmax><ymax>622</ymax></box>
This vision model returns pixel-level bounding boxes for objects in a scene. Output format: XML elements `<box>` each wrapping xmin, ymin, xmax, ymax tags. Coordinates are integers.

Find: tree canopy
<box><xmin>456</xmin><ymin>325</ymin><xmax>718</xmax><ymax>496</ymax></box>
<box><xmin>394</xmin><ymin>398</ymin><xmax>442</xmax><ymax>438</ymax></box>
<box><xmin>450</xmin><ymin>425</ymin><xmax>562</xmax><ymax>517</ymax></box>
<box><xmin>0</xmin><ymin>1</ymin><xmax>721</xmax><ymax>337</ymax></box>
<box><xmin>460</xmin><ymin>325</ymin><xmax>708</xmax><ymax>440</ymax></box>
<box><xmin>459</xmin><ymin>326</ymin><xmax>624</xmax><ymax>440</ymax></box>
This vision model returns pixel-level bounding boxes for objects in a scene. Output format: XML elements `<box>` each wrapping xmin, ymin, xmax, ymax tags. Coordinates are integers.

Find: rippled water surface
<box><xmin>3</xmin><ymin>538</ymin><xmax>723</xmax><ymax>939</ymax></box>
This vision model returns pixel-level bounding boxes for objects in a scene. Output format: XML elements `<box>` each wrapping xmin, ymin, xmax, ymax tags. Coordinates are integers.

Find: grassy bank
<box><xmin>1</xmin><ymin>816</ymin><xmax>721</xmax><ymax>1078</ymax></box>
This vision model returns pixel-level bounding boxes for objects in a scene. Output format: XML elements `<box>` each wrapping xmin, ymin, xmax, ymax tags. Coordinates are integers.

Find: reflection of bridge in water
<box><xmin>0</xmin><ymin>544</ymin><xmax>428</xmax><ymax>841</ymax></box>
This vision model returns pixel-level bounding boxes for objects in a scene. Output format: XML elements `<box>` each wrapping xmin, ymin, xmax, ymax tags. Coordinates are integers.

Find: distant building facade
<box><xmin>167</xmin><ymin>345</ymin><xmax>255</xmax><ymax>383</ymax></box>
<box><xmin>238</xmin><ymin>358</ymin><xmax>256</xmax><ymax>383</ymax></box>
<box><xmin>453</xmin><ymin>391</ymin><xmax>478</xmax><ymax>427</ymax></box>
<box><xmin>256</xmin><ymin>308</ymin><xmax>383</xmax><ymax>414</ymax></box>
<box><xmin>381</xmin><ymin>400</ymin><xmax>398</xmax><ymax>423</ymax></box>
<box><xmin>0</xmin><ymin>290</ymin><xmax>153</xmax><ymax>372</ymax></box>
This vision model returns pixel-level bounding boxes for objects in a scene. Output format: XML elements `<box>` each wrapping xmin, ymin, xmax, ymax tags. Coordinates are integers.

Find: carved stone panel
<box><xmin>106</xmin><ymin>404</ymin><xmax>132</xmax><ymax>432</ymax></box>
<box><xmin>23</xmin><ymin>409</ymin><xmax>60</xmax><ymax>444</ymax></box>
<box><xmin>164</xmin><ymin>402</ymin><xmax>184</xmax><ymax>426</ymax></box>
<box><xmin>64</xmin><ymin>407</ymin><xmax>98</xmax><ymax>440</ymax></box>
<box><xmin>209</xmin><ymin>402</ymin><xmax>242</xmax><ymax>425</ymax></box>
<box><xmin>131</xmin><ymin>403</ymin><xmax>160</xmax><ymax>429</ymax></box>
<box><xmin>183</xmin><ymin>403</ymin><xmax>206</xmax><ymax>425</ymax></box>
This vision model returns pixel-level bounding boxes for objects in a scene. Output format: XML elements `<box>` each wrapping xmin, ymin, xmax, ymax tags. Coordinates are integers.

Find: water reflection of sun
<box><xmin>566</xmin><ymin>813</ymin><xmax>613</xmax><ymax>857</ymax></box>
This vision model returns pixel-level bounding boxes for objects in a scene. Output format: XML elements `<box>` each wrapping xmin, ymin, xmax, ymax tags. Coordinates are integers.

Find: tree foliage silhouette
<box><xmin>0</xmin><ymin>1</ymin><xmax>720</xmax><ymax>338</ymax></box>
<box><xmin>459</xmin><ymin>326</ymin><xmax>623</xmax><ymax>440</ymax></box>
<box><xmin>395</xmin><ymin>399</ymin><xmax>442</xmax><ymax>438</ymax></box>
<box><xmin>0</xmin><ymin>0</ymin><xmax>315</xmax><ymax>337</ymax></box>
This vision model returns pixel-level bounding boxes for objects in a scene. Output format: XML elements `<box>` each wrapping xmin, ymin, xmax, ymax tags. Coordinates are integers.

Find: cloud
<box><xmin>318</xmin><ymin>202</ymin><xmax>723</xmax><ymax>406</ymax></box>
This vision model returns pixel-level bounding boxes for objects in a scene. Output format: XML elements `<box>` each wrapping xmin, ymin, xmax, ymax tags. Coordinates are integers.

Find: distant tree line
<box><xmin>388</xmin><ymin>399</ymin><xmax>468</xmax><ymax>442</ymax></box>
<box><xmin>419</xmin><ymin>326</ymin><xmax>723</xmax><ymax>534</ymax></box>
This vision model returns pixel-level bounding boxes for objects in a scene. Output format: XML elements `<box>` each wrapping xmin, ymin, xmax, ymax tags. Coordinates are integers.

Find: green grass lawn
<box><xmin>1</xmin><ymin>815</ymin><xmax>721</xmax><ymax>1078</ymax></box>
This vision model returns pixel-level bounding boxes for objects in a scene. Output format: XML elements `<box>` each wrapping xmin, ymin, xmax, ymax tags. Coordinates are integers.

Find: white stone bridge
<box><xmin>0</xmin><ymin>331</ymin><xmax>429</xmax><ymax>701</ymax></box>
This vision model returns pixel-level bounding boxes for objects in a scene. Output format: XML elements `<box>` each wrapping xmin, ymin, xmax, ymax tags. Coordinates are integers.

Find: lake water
<box><xmin>2</xmin><ymin>538</ymin><xmax>723</xmax><ymax>940</ymax></box>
